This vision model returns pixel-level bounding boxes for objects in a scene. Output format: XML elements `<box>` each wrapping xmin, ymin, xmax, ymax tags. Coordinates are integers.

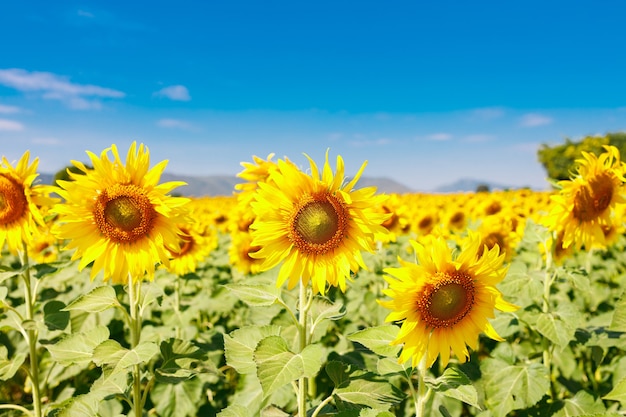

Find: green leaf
<box><xmin>326</xmin><ymin>360</ymin><xmax>350</xmax><ymax>388</ymax></box>
<box><xmin>113</xmin><ymin>341</ymin><xmax>159</xmax><ymax>373</ymax></box>
<box><xmin>152</xmin><ymin>377</ymin><xmax>205</xmax><ymax>417</ymax></box>
<box><xmin>376</xmin><ymin>357</ymin><xmax>405</xmax><ymax>376</ymax></box>
<box><xmin>223</xmin><ymin>325</ymin><xmax>281</xmax><ymax>374</ymax></box>
<box><xmin>604</xmin><ymin>376</ymin><xmax>626</xmax><ymax>403</ymax></box>
<box><xmin>535</xmin><ymin>312</ymin><xmax>576</xmax><ymax>350</ymax></box>
<box><xmin>92</xmin><ymin>340</ymin><xmax>127</xmax><ymax>367</ymax></box>
<box><xmin>334</xmin><ymin>373</ymin><xmax>405</xmax><ymax>409</ymax></box>
<box><xmin>425</xmin><ymin>367</ymin><xmax>481</xmax><ymax>409</ymax></box>
<box><xmin>64</xmin><ymin>286</ymin><xmax>120</xmax><ymax>313</ymax></box>
<box><xmin>44</xmin><ymin>300</ymin><xmax>70</xmax><ymax>331</ymax></box>
<box><xmin>311</xmin><ymin>296</ymin><xmax>346</xmax><ymax>324</ymax></box>
<box><xmin>45</xmin><ymin>325</ymin><xmax>110</xmax><ymax>366</ymax></box>
<box><xmin>217</xmin><ymin>405</ymin><xmax>251</xmax><ymax>417</ymax></box>
<box><xmin>0</xmin><ymin>345</ymin><xmax>26</xmax><ymax>381</ymax></box>
<box><xmin>155</xmin><ymin>338</ymin><xmax>212</xmax><ymax>383</ymax></box>
<box><xmin>347</xmin><ymin>325</ymin><xmax>401</xmax><ymax>358</ymax></box>
<box><xmin>609</xmin><ymin>290</ymin><xmax>626</xmax><ymax>332</ymax></box>
<box><xmin>481</xmin><ymin>359</ymin><xmax>550</xmax><ymax>417</ymax></box>
<box><xmin>254</xmin><ymin>335</ymin><xmax>324</xmax><ymax>396</ymax></box>
<box><xmin>223</xmin><ymin>283</ymin><xmax>281</xmax><ymax>307</ymax></box>
<box><xmin>554</xmin><ymin>390</ymin><xmax>606</xmax><ymax>417</ymax></box>
<box><xmin>140</xmin><ymin>281</ymin><xmax>164</xmax><ymax>310</ymax></box>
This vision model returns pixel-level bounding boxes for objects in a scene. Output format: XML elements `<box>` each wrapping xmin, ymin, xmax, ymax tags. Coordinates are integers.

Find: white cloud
<box><xmin>520</xmin><ymin>113</ymin><xmax>553</xmax><ymax>127</ymax></box>
<box><xmin>156</xmin><ymin>118</ymin><xmax>193</xmax><ymax>130</ymax></box>
<box><xmin>327</xmin><ymin>132</ymin><xmax>343</xmax><ymax>141</ymax></box>
<box><xmin>349</xmin><ymin>138</ymin><xmax>392</xmax><ymax>147</ymax></box>
<box><xmin>0</xmin><ymin>68</ymin><xmax>124</xmax><ymax>109</ymax></box>
<box><xmin>0</xmin><ymin>118</ymin><xmax>24</xmax><ymax>131</ymax></box>
<box><xmin>77</xmin><ymin>9</ymin><xmax>95</xmax><ymax>18</ymax></box>
<box><xmin>427</xmin><ymin>133</ymin><xmax>452</xmax><ymax>141</ymax></box>
<box><xmin>0</xmin><ymin>104</ymin><xmax>21</xmax><ymax>114</ymax></box>
<box><xmin>470</xmin><ymin>107</ymin><xmax>505</xmax><ymax>120</ymax></box>
<box><xmin>32</xmin><ymin>137</ymin><xmax>61</xmax><ymax>145</ymax></box>
<box><xmin>153</xmin><ymin>85</ymin><xmax>191</xmax><ymax>101</ymax></box>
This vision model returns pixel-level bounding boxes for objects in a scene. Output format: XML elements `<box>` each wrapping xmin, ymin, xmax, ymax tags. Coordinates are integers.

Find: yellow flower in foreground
<box><xmin>379</xmin><ymin>232</ymin><xmax>518</xmax><ymax>368</ymax></box>
<box><xmin>52</xmin><ymin>142</ymin><xmax>189</xmax><ymax>284</ymax></box>
<box><xmin>543</xmin><ymin>145</ymin><xmax>626</xmax><ymax>251</ymax></box>
<box><xmin>250</xmin><ymin>151</ymin><xmax>390</xmax><ymax>295</ymax></box>
<box><xmin>0</xmin><ymin>151</ymin><xmax>54</xmax><ymax>254</ymax></box>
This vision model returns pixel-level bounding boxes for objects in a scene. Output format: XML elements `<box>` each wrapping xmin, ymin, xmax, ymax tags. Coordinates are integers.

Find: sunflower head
<box><xmin>542</xmin><ymin>145</ymin><xmax>626</xmax><ymax>251</ymax></box>
<box><xmin>250</xmin><ymin>150</ymin><xmax>390</xmax><ymax>294</ymax></box>
<box><xmin>0</xmin><ymin>151</ymin><xmax>55</xmax><ymax>255</ymax></box>
<box><xmin>52</xmin><ymin>142</ymin><xmax>189</xmax><ymax>284</ymax></box>
<box><xmin>379</xmin><ymin>231</ymin><xmax>518</xmax><ymax>368</ymax></box>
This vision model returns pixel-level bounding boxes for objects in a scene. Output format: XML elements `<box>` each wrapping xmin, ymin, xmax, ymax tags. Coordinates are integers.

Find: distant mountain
<box><xmin>36</xmin><ymin>172</ymin><xmax>415</xmax><ymax>196</ymax></box>
<box><xmin>431</xmin><ymin>178</ymin><xmax>534</xmax><ymax>193</ymax></box>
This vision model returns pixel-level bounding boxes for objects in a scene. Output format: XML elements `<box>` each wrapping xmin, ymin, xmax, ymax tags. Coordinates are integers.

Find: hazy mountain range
<box><xmin>37</xmin><ymin>172</ymin><xmax>527</xmax><ymax>196</ymax></box>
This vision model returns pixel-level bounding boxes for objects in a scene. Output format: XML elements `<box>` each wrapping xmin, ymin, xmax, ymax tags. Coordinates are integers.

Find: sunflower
<box><xmin>379</xmin><ymin>231</ymin><xmax>518</xmax><ymax>368</ymax></box>
<box><xmin>52</xmin><ymin>142</ymin><xmax>189</xmax><ymax>284</ymax></box>
<box><xmin>0</xmin><ymin>151</ymin><xmax>56</xmax><ymax>255</ymax></box>
<box><xmin>542</xmin><ymin>145</ymin><xmax>626</xmax><ymax>251</ymax></box>
<box><xmin>164</xmin><ymin>222</ymin><xmax>217</xmax><ymax>276</ymax></box>
<box><xmin>249</xmin><ymin>151</ymin><xmax>390</xmax><ymax>295</ymax></box>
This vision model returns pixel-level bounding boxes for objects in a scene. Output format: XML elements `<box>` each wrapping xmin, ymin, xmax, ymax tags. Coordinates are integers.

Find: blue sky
<box><xmin>1</xmin><ymin>1</ymin><xmax>625</xmax><ymax>191</ymax></box>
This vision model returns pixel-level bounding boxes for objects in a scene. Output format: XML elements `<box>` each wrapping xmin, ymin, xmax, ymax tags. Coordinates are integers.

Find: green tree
<box><xmin>537</xmin><ymin>132</ymin><xmax>626</xmax><ymax>182</ymax></box>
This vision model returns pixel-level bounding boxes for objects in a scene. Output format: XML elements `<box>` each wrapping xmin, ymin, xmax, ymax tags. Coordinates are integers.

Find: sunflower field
<box><xmin>1</xmin><ymin>142</ymin><xmax>626</xmax><ymax>417</ymax></box>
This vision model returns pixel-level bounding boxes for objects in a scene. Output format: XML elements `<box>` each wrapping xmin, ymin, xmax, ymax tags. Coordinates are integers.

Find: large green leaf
<box><xmin>604</xmin><ymin>376</ymin><xmax>626</xmax><ymax>404</ymax></box>
<box><xmin>223</xmin><ymin>283</ymin><xmax>281</xmax><ymax>307</ymax></box>
<box><xmin>45</xmin><ymin>325</ymin><xmax>110</xmax><ymax>366</ymax></box>
<box><xmin>63</xmin><ymin>286</ymin><xmax>120</xmax><ymax>313</ymax></box>
<box><xmin>347</xmin><ymin>325</ymin><xmax>401</xmax><ymax>358</ymax></box>
<box><xmin>217</xmin><ymin>404</ymin><xmax>251</xmax><ymax>417</ymax></box>
<box><xmin>44</xmin><ymin>300</ymin><xmax>70</xmax><ymax>331</ymax></box>
<box><xmin>554</xmin><ymin>390</ymin><xmax>606</xmax><ymax>417</ymax></box>
<box><xmin>535</xmin><ymin>312</ymin><xmax>576</xmax><ymax>350</ymax></box>
<box><xmin>113</xmin><ymin>341</ymin><xmax>159</xmax><ymax>373</ymax></box>
<box><xmin>334</xmin><ymin>373</ymin><xmax>405</xmax><ymax>409</ymax></box>
<box><xmin>223</xmin><ymin>325</ymin><xmax>281</xmax><ymax>374</ymax></box>
<box><xmin>425</xmin><ymin>367</ymin><xmax>481</xmax><ymax>409</ymax></box>
<box><xmin>92</xmin><ymin>339</ymin><xmax>127</xmax><ymax>367</ymax></box>
<box><xmin>481</xmin><ymin>358</ymin><xmax>550</xmax><ymax>417</ymax></box>
<box><xmin>152</xmin><ymin>376</ymin><xmax>205</xmax><ymax>417</ymax></box>
<box><xmin>0</xmin><ymin>345</ymin><xmax>26</xmax><ymax>381</ymax></box>
<box><xmin>155</xmin><ymin>338</ymin><xmax>213</xmax><ymax>383</ymax></box>
<box><xmin>609</xmin><ymin>290</ymin><xmax>626</xmax><ymax>332</ymax></box>
<box><xmin>254</xmin><ymin>335</ymin><xmax>324</xmax><ymax>397</ymax></box>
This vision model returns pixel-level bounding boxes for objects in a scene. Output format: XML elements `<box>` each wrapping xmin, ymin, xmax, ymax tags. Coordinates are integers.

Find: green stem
<box><xmin>414</xmin><ymin>356</ymin><xmax>428</xmax><ymax>417</ymax></box>
<box><xmin>20</xmin><ymin>243</ymin><xmax>42</xmax><ymax>417</ymax></box>
<box><xmin>127</xmin><ymin>274</ymin><xmax>143</xmax><ymax>417</ymax></box>
<box><xmin>542</xmin><ymin>236</ymin><xmax>556</xmax><ymax>398</ymax></box>
<box><xmin>174</xmin><ymin>276</ymin><xmax>182</xmax><ymax>339</ymax></box>
<box><xmin>297</xmin><ymin>282</ymin><xmax>310</xmax><ymax>417</ymax></box>
<box><xmin>310</xmin><ymin>390</ymin><xmax>335</xmax><ymax>417</ymax></box>
<box><xmin>0</xmin><ymin>403</ymin><xmax>34</xmax><ymax>416</ymax></box>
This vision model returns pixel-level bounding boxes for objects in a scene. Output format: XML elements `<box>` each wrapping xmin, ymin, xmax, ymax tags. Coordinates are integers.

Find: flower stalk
<box><xmin>20</xmin><ymin>243</ymin><xmax>42</xmax><ymax>417</ymax></box>
<box><xmin>127</xmin><ymin>274</ymin><xmax>143</xmax><ymax>417</ymax></box>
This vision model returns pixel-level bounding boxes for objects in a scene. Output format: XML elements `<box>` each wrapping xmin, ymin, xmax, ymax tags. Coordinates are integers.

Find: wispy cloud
<box><xmin>0</xmin><ymin>104</ymin><xmax>21</xmax><ymax>114</ymax></box>
<box><xmin>427</xmin><ymin>133</ymin><xmax>453</xmax><ymax>141</ymax></box>
<box><xmin>32</xmin><ymin>137</ymin><xmax>61</xmax><ymax>145</ymax></box>
<box><xmin>156</xmin><ymin>118</ymin><xmax>193</xmax><ymax>130</ymax></box>
<box><xmin>0</xmin><ymin>68</ymin><xmax>125</xmax><ymax>110</ymax></box>
<box><xmin>520</xmin><ymin>113</ymin><xmax>553</xmax><ymax>127</ymax></box>
<box><xmin>469</xmin><ymin>107</ymin><xmax>505</xmax><ymax>121</ymax></box>
<box><xmin>327</xmin><ymin>132</ymin><xmax>343</xmax><ymax>141</ymax></box>
<box><xmin>349</xmin><ymin>138</ymin><xmax>392</xmax><ymax>147</ymax></box>
<box><xmin>0</xmin><ymin>119</ymin><xmax>24</xmax><ymax>131</ymax></box>
<box><xmin>77</xmin><ymin>9</ymin><xmax>95</xmax><ymax>18</ymax></box>
<box><xmin>153</xmin><ymin>85</ymin><xmax>191</xmax><ymax>101</ymax></box>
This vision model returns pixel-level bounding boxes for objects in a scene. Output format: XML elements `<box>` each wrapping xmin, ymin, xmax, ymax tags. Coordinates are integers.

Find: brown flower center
<box><xmin>290</xmin><ymin>192</ymin><xmax>349</xmax><ymax>254</ymax></box>
<box><xmin>0</xmin><ymin>174</ymin><xmax>28</xmax><ymax>226</ymax></box>
<box><xmin>572</xmin><ymin>173</ymin><xmax>614</xmax><ymax>222</ymax></box>
<box><xmin>94</xmin><ymin>184</ymin><xmax>156</xmax><ymax>243</ymax></box>
<box><xmin>417</xmin><ymin>272</ymin><xmax>475</xmax><ymax>328</ymax></box>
